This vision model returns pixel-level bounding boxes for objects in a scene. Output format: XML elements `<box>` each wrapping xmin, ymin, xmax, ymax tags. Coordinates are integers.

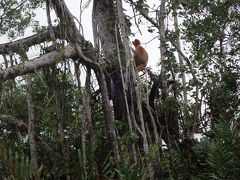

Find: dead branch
<box><xmin>0</xmin><ymin>46</ymin><xmax>76</xmax><ymax>83</ymax></box>
<box><xmin>0</xmin><ymin>28</ymin><xmax>61</xmax><ymax>54</ymax></box>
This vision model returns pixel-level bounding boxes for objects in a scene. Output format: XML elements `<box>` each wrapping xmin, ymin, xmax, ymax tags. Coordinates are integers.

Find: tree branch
<box><xmin>0</xmin><ymin>28</ymin><xmax>58</xmax><ymax>54</ymax></box>
<box><xmin>0</xmin><ymin>46</ymin><xmax>77</xmax><ymax>83</ymax></box>
<box><xmin>0</xmin><ymin>114</ymin><xmax>53</xmax><ymax>152</ymax></box>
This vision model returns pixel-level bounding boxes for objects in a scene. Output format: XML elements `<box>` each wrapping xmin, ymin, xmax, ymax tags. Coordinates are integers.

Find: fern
<box><xmin>0</xmin><ymin>147</ymin><xmax>43</xmax><ymax>179</ymax></box>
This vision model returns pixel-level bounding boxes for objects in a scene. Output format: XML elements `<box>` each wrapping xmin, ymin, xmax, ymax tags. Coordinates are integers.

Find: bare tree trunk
<box><xmin>115</xmin><ymin>24</ymin><xmax>138</xmax><ymax>162</ymax></box>
<box><xmin>92</xmin><ymin>0</ymin><xmax>128</xmax><ymax>127</ymax></box>
<box><xmin>171</xmin><ymin>43</ymin><xmax>200</xmax><ymax>142</ymax></box>
<box><xmin>159</xmin><ymin>0</ymin><xmax>168</xmax><ymax>99</ymax></box>
<box><xmin>26</xmin><ymin>73</ymin><xmax>38</xmax><ymax>174</ymax></box>
<box><xmin>173</xmin><ymin>6</ymin><xmax>187</xmax><ymax>103</ymax></box>
<box><xmin>84</xmin><ymin>67</ymin><xmax>93</xmax><ymax>150</ymax></box>
<box><xmin>46</xmin><ymin>0</ymin><xmax>56</xmax><ymax>41</ymax></box>
<box><xmin>92</xmin><ymin>0</ymin><xmax>119</xmax><ymax>64</ymax></box>
<box><xmin>75</xmin><ymin>63</ymin><xmax>93</xmax><ymax>176</ymax></box>
<box><xmin>158</xmin><ymin>0</ymin><xmax>181</xmax><ymax>149</ymax></box>
<box><xmin>19</xmin><ymin>51</ymin><xmax>38</xmax><ymax>173</ymax></box>
<box><xmin>159</xmin><ymin>0</ymin><xmax>171</xmax><ymax>146</ymax></box>
<box><xmin>95</xmin><ymin>68</ymin><xmax>120</xmax><ymax>163</ymax></box>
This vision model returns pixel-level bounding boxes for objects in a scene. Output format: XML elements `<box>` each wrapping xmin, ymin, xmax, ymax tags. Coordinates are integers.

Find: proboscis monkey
<box><xmin>132</xmin><ymin>39</ymin><xmax>148</xmax><ymax>71</ymax></box>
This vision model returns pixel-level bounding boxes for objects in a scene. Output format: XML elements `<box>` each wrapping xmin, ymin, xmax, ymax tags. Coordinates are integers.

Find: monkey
<box><xmin>132</xmin><ymin>39</ymin><xmax>148</xmax><ymax>71</ymax></box>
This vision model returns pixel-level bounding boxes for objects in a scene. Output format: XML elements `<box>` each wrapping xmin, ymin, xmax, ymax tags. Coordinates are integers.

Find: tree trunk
<box><xmin>95</xmin><ymin>68</ymin><xmax>120</xmax><ymax>163</ymax></box>
<box><xmin>172</xmin><ymin>6</ymin><xmax>187</xmax><ymax>103</ymax></box>
<box><xmin>159</xmin><ymin>0</ymin><xmax>168</xmax><ymax>99</ymax></box>
<box><xmin>26</xmin><ymin>73</ymin><xmax>38</xmax><ymax>174</ymax></box>
<box><xmin>75</xmin><ymin>63</ymin><xmax>93</xmax><ymax>176</ymax></box>
<box><xmin>92</xmin><ymin>0</ymin><xmax>118</xmax><ymax>65</ymax></box>
<box><xmin>19</xmin><ymin>51</ymin><xmax>38</xmax><ymax>174</ymax></box>
<box><xmin>158</xmin><ymin>0</ymin><xmax>180</xmax><ymax>148</ymax></box>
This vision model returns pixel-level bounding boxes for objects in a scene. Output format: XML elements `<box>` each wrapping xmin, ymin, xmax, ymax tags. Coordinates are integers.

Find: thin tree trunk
<box><xmin>173</xmin><ymin>6</ymin><xmax>187</xmax><ymax>103</ymax></box>
<box><xmin>46</xmin><ymin>0</ymin><xmax>56</xmax><ymax>41</ymax></box>
<box><xmin>95</xmin><ymin>68</ymin><xmax>120</xmax><ymax>163</ymax></box>
<box><xmin>170</xmin><ymin>43</ymin><xmax>200</xmax><ymax>141</ymax></box>
<box><xmin>115</xmin><ymin>23</ymin><xmax>137</xmax><ymax>162</ymax></box>
<box><xmin>84</xmin><ymin>68</ymin><xmax>93</xmax><ymax>145</ymax></box>
<box><xmin>75</xmin><ymin>63</ymin><xmax>93</xmax><ymax>176</ymax></box>
<box><xmin>19</xmin><ymin>51</ymin><xmax>38</xmax><ymax>173</ymax></box>
<box><xmin>159</xmin><ymin>0</ymin><xmax>168</xmax><ymax>99</ymax></box>
<box><xmin>26</xmin><ymin>73</ymin><xmax>38</xmax><ymax>174</ymax></box>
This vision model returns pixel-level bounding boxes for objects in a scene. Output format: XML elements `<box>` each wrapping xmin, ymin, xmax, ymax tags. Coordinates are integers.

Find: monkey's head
<box><xmin>132</xmin><ymin>39</ymin><xmax>141</xmax><ymax>47</ymax></box>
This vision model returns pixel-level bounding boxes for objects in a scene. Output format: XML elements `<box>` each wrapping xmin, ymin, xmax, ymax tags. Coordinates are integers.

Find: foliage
<box><xmin>0</xmin><ymin>147</ymin><xmax>43</xmax><ymax>179</ymax></box>
<box><xmin>0</xmin><ymin>0</ymin><xmax>44</xmax><ymax>38</ymax></box>
<box><xmin>194</xmin><ymin>120</ymin><xmax>240</xmax><ymax>179</ymax></box>
<box><xmin>115</xmin><ymin>162</ymin><xmax>147</xmax><ymax>180</ymax></box>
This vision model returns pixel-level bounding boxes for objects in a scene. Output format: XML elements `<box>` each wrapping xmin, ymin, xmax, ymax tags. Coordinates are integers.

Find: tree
<box><xmin>0</xmin><ymin>0</ymin><xmax>239</xmax><ymax>179</ymax></box>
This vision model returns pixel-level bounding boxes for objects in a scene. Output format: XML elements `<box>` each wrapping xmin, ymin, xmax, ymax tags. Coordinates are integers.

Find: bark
<box><xmin>115</xmin><ymin>24</ymin><xmax>137</xmax><ymax>161</ymax></box>
<box><xmin>50</xmin><ymin>0</ymin><xmax>84</xmax><ymax>44</ymax></box>
<box><xmin>92</xmin><ymin>0</ymin><xmax>127</xmax><ymax>126</ymax></box>
<box><xmin>159</xmin><ymin>0</ymin><xmax>168</xmax><ymax>99</ymax></box>
<box><xmin>0</xmin><ymin>28</ymin><xmax>60</xmax><ymax>54</ymax></box>
<box><xmin>2</xmin><ymin>54</ymin><xmax>8</xmax><ymax>68</ymax></box>
<box><xmin>158</xmin><ymin>0</ymin><xmax>177</xmax><ymax>148</ymax></box>
<box><xmin>46</xmin><ymin>0</ymin><xmax>56</xmax><ymax>41</ymax></box>
<box><xmin>85</xmin><ymin>68</ymin><xmax>93</xmax><ymax>137</ymax></box>
<box><xmin>95</xmin><ymin>68</ymin><xmax>120</xmax><ymax>163</ymax></box>
<box><xmin>26</xmin><ymin>72</ymin><xmax>38</xmax><ymax>173</ymax></box>
<box><xmin>92</xmin><ymin>0</ymin><xmax>118</xmax><ymax>64</ymax></box>
<box><xmin>0</xmin><ymin>46</ymin><xmax>77</xmax><ymax>83</ymax></box>
<box><xmin>18</xmin><ymin>50</ymin><xmax>38</xmax><ymax>173</ymax></box>
<box><xmin>173</xmin><ymin>6</ymin><xmax>187</xmax><ymax>103</ymax></box>
<box><xmin>75</xmin><ymin>64</ymin><xmax>93</xmax><ymax>176</ymax></box>
<box><xmin>82</xmin><ymin>68</ymin><xmax>93</xmax><ymax>173</ymax></box>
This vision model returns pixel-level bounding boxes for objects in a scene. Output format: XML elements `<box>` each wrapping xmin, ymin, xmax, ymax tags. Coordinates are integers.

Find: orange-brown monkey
<box><xmin>132</xmin><ymin>39</ymin><xmax>148</xmax><ymax>71</ymax></box>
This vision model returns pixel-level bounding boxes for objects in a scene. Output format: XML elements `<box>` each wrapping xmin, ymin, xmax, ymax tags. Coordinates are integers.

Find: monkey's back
<box><xmin>134</xmin><ymin>45</ymin><xmax>148</xmax><ymax>66</ymax></box>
